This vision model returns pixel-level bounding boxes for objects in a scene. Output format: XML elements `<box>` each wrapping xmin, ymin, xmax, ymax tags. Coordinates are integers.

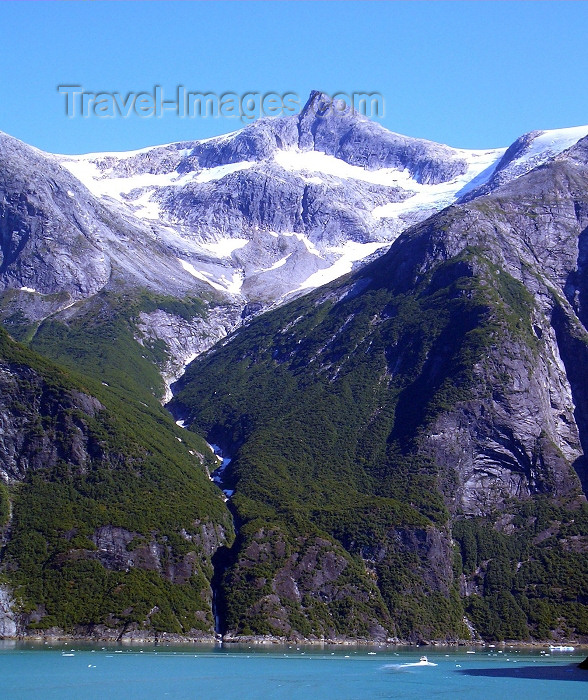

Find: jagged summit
<box><xmin>50</xmin><ymin>92</ymin><xmax>508</xmax><ymax>311</ymax></box>
<box><xmin>298</xmin><ymin>89</ymin><xmax>346</xmax><ymax>118</ymax></box>
<box><xmin>1</xmin><ymin>102</ymin><xmax>587</xmax><ymax>385</ymax></box>
<box><xmin>2</xmin><ymin>99</ymin><xmax>588</xmax><ymax>644</ymax></box>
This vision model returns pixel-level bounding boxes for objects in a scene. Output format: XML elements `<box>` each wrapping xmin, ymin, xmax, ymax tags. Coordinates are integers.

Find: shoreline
<box><xmin>1</xmin><ymin>631</ymin><xmax>586</xmax><ymax>651</ymax></box>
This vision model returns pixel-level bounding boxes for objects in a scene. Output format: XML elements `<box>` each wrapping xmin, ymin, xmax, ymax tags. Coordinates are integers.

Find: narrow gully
<box><xmin>165</xmin><ymin>390</ymin><xmax>238</xmax><ymax>638</ymax></box>
<box><xmin>207</xmin><ymin>442</ymin><xmax>238</xmax><ymax>637</ymax></box>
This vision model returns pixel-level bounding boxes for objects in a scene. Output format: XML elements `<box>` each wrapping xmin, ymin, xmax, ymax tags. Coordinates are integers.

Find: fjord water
<box><xmin>1</xmin><ymin>644</ymin><xmax>586</xmax><ymax>700</ymax></box>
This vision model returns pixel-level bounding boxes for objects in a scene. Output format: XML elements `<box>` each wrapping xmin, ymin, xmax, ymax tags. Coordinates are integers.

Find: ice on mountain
<box><xmin>200</xmin><ymin>238</ymin><xmax>249</xmax><ymax>257</ymax></box>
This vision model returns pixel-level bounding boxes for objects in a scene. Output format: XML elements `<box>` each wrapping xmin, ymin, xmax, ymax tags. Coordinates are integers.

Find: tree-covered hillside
<box><xmin>172</xmin><ymin>145</ymin><xmax>588</xmax><ymax>642</ymax></box>
<box><xmin>0</xmin><ymin>325</ymin><xmax>233</xmax><ymax>638</ymax></box>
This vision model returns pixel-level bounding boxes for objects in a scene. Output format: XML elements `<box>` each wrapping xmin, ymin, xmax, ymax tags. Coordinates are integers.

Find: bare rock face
<box><xmin>169</xmin><ymin>90</ymin><xmax>471</xmax><ymax>185</ymax></box>
<box><xmin>221</xmin><ymin>528</ymin><xmax>392</xmax><ymax>641</ymax></box>
<box><xmin>425</xmin><ymin>331</ymin><xmax>582</xmax><ymax>516</ymax></box>
<box><xmin>91</xmin><ymin>523</ymin><xmax>229</xmax><ymax>586</ymax></box>
<box><xmin>400</xmin><ymin>141</ymin><xmax>588</xmax><ymax>513</ymax></box>
<box><xmin>297</xmin><ymin>91</ymin><xmax>470</xmax><ymax>184</ymax></box>
<box><xmin>0</xmin><ymin>586</ymin><xmax>16</xmax><ymax>637</ymax></box>
<box><xmin>136</xmin><ymin>304</ymin><xmax>243</xmax><ymax>396</ymax></box>
<box><xmin>0</xmin><ymin>131</ymin><xmax>237</xmax><ymax>343</ymax></box>
<box><xmin>0</xmin><ymin>136</ymin><xmax>111</xmax><ymax>299</ymax></box>
<box><xmin>92</xmin><ymin>526</ymin><xmax>137</xmax><ymax>571</ymax></box>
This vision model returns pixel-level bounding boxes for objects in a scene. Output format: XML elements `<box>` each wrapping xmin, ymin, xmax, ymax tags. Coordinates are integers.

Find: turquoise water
<box><xmin>0</xmin><ymin>643</ymin><xmax>586</xmax><ymax>699</ymax></box>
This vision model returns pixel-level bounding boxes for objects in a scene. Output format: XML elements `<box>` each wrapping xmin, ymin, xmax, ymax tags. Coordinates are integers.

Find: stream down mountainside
<box><xmin>1</xmin><ymin>105</ymin><xmax>588</xmax><ymax>643</ymax></box>
<box><xmin>169</xmin><ymin>136</ymin><xmax>588</xmax><ymax>644</ymax></box>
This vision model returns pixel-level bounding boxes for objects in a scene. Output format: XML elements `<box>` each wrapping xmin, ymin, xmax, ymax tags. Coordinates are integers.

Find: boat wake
<box><xmin>383</xmin><ymin>656</ymin><xmax>438</xmax><ymax>671</ymax></box>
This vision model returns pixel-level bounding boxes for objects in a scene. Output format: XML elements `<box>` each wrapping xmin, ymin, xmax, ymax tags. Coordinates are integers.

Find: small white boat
<box><xmin>549</xmin><ymin>645</ymin><xmax>575</xmax><ymax>652</ymax></box>
<box><xmin>383</xmin><ymin>654</ymin><xmax>439</xmax><ymax>671</ymax></box>
<box><xmin>418</xmin><ymin>655</ymin><xmax>437</xmax><ymax>665</ymax></box>
<box><xmin>398</xmin><ymin>656</ymin><xmax>438</xmax><ymax>667</ymax></box>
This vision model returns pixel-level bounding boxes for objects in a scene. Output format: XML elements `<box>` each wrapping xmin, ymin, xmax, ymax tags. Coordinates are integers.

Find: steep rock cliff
<box><xmin>172</xmin><ymin>137</ymin><xmax>588</xmax><ymax>642</ymax></box>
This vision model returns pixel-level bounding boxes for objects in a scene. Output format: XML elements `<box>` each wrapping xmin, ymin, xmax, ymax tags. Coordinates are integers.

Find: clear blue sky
<box><xmin>1</xmin><ymin>1</ymin><xmax>587</xmax><ymax>154</ymax></box>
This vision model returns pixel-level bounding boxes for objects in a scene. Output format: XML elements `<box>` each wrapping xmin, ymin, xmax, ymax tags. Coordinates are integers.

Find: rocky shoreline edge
<box><xmin>0</xmin><ymin>627</ymin><xmax>586</xmax><ymax>650</ymax></box>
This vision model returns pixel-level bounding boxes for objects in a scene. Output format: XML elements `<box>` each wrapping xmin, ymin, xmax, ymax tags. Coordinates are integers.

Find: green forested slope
<box><xmin>172</xmin><ymin>158</ymin><xmax>588</xmax><ymax>642</ymax></box>
<box><xmin>2</xmin><ymin>135</ymin><xmax>588</xmax><ymax>643</ymax></box>
<box><xmin>0</xmin><ymin>325</ymin><xmax>232</xmax><ymax>637</ymax></box>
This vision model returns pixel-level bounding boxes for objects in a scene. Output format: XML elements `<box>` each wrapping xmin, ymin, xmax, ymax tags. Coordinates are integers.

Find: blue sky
<box><xmin>1</xmin><ymin>1</ymin><xmax>587</xmax><ymax>154</ymax></box>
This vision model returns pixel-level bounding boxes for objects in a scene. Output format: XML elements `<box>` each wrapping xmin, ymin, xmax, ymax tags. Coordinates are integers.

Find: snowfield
<box><xmin>58</xmin><ymin>120</ymin><xmax>588</xmax><ymax>301</ymax></box>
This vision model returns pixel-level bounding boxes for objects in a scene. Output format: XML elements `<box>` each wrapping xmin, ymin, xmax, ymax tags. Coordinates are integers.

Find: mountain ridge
<box><xmin>4</xmin><ymin>94</ymin><xmax>587</xmax><ymax>392</ymax></box>
<box><xmin>1</xmin><ymin>97</ymin><xmax>588</xmax><ymax>642</ymax></box>
<box><xmin>3</xmin><ymin>95</ymin><xmax>587</xmax><ymax>391</ymax></box>
<box><xmin>170</xmin><ymin>129</ymin><xmax>588</xmax><ymax>642</ymax></box>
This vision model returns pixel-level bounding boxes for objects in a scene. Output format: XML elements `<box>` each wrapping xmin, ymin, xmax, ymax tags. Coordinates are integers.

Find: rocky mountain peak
<box><xmin>2</xmin><ymin>104</ymin><xmax>588</xmax><ymax>645</ymax></box>
<box><xmin>460</xmin><ymin>124</ymin><xmax>588</xmax><ymax>201</ymax></box>
<box><xmin>2</xmin><ymin>104</ymin><xmax>588</xmax><ymax>390</ymax></box>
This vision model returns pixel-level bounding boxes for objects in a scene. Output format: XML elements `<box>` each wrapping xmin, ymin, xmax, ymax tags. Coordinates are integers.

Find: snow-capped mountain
<box><xmin>59</xmin><ymin>92</ymin><xmax>509</xmax><ymax>302</ymax></box>
<box><xmin>169</xmin><ymin>123</ymin><xmax>588</xmax><ymax>645</ymax></box>
<box><xmin>57</xmin><ymin>93</ymin><xmax>588</xmax><ymax>306</ymax></box>
<box><xmin>460</xmin><ymin>124</ymin><xmax>588</xmax><ymax>201</ymax></box>
<box><xmin>3</xmin><ymin>95</ymin><xmax>588</xmax><ymax>644</ymax></box>
<box><xmin>2</xmin><ymin>91</ymin><xmax>587</xmax><ymax>388</ymax></box>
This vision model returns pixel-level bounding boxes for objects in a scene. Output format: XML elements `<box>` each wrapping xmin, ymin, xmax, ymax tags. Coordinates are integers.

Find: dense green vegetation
<box><xmin>177</xmin><ymin>251</ymin><xmax>532</xmax><ymax>515</ymax></box>
<box><xmin>454</xmin><ymin>499</ymin><xmax>588</xmax><ymax>640</ymax></box>
<box><xmin>0</xmin><ymin>227</ymin><xmax>586</xmax><ymax>641</ymax></box>
<box><xmin>28</xmin><ymin>289</ymin><xmax>208</xmax><ymax>401</ymax></box>
<box><xmin>0</xmin><ymin>325</ymin><xmax>232</xmax><ymax>634</ymax></box>
<box><xmin>0</xmin><ymin>482</ymin><xmax>10</xmax><ymax>527</ymax></box>
<box><xmin>171</xmin><ymin>247</ymin><xmax>576</xmax><ymax>640</ymax></box>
